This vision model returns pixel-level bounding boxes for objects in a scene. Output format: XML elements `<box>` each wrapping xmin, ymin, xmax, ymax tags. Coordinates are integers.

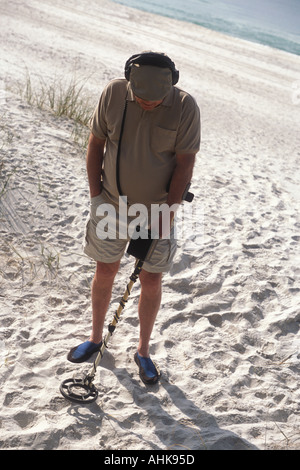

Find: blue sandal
<box><xmin>67</xmin><ymin>341</ymin><xmax>102</xmax><ymax>363</ymax></box>
<box><xmin>134</xmin><ymin>352</ymin><xmax>160</xmax><ymax>384</ymax></box>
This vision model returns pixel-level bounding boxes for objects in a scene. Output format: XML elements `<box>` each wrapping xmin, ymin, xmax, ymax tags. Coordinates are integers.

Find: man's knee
<box><xmin>95</xmin><ymin>260</ymin><xmax>120</xmax><ymax>280</ymax></box>
<box><xmin>140</xmin><ymin>270</ymin><xmax>162</xmax><ymax>293</ymax></box>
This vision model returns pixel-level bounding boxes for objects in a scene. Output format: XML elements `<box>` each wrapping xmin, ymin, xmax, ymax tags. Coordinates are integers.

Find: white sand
<box><xmin>0</xmin><ymin>0</ymin><xmax>300</xmax><ymax>451</ymax></box>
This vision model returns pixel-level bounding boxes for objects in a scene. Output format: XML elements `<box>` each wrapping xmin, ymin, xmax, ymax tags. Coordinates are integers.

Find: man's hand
<box><xmin>166</xmin><ymin>153</ymin><xmax>195</xmax><ymax>207</ymax></box>
<box><xmin>150</xmin><ymin>205</ymin><xmax>179</xmax><ymax>239</ymax></box>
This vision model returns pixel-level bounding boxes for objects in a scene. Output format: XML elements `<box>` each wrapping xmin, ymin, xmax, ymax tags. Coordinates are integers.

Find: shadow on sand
<box><xmin>66</xmin><ymin>351</ymin><xmax>259</xmax><ymax>451</ymax></box>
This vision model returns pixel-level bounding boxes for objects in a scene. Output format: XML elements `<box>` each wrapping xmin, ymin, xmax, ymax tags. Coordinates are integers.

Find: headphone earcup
<box><xmin>124</xmin><ymin>66</ymin><xmax>130</xmax><ymax>81</ymax></box>
<box><xmin>172</xmin><ymin>69</ymin><xmax>179</xmax><ymax>85</ymax></box>
<box><xmin>124</xmin><ymin>54</ymin><xmax>139</xmax><ymax>81</ymax></box>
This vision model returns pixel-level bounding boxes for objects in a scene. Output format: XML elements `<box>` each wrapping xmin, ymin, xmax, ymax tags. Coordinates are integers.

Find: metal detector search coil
<box><xmin>60</xmin><ymin>376</ymin><xmax>98</xmax><ymax>404</ymax></box>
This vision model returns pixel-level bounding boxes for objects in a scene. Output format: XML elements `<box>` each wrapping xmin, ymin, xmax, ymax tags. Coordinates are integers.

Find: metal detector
<box><xmin>60</xmin><ymin>185</ymin><xmax>194</xmax><ymax>404</ymax></box>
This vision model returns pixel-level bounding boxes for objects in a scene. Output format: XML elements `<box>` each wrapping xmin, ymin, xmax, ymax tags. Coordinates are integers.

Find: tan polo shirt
<box><xmin>90</xmin><ymin>78</ymin><xmax>200</xmax><ymax>208</ymax></box>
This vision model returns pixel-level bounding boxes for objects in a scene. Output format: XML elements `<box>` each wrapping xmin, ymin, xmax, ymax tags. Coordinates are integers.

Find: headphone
<box><xmin>124</xmin><ymin>52</ymin><xmax>179</xmax><ymax>85</ymax></box>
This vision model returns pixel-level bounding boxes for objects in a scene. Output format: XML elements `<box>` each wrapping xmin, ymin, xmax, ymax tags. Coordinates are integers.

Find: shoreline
<box><xmin>111</xmin><ymin>0</ymin><xmax>300</xmax><ymax>57</ymax></box>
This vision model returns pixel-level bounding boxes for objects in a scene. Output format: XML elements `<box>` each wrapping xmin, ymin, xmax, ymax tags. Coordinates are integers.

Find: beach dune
<box><xmin>0</xmin><ymin>0</ymin><xmax>299</xmax><ymax>450</ymax></box>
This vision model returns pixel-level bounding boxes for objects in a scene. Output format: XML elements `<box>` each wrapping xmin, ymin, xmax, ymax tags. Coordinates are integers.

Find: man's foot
<box><xmin>67</xmin><ymin>340</ymin><xmax>102</xmax><ymax>363</ymax></box>
<box><xmin>134</xmin><ymin>351</ymin><xmax>160</xmax><ymax>385</ymax></box>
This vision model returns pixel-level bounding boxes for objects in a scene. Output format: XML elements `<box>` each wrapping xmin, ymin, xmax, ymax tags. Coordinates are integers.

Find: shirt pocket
<box><xmin>152</xmin><ymin>127</ymin><xmax>177</xmax><ymax>153</ymax></box>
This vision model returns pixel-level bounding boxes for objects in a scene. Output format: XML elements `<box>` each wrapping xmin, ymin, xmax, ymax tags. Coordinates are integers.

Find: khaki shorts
<box><xmin>83</xmin><ymin>193</ymin><xmax>177</xmax><ymax>273</ymax></box>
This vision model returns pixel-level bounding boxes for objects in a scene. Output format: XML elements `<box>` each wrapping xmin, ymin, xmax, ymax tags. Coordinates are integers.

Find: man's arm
<box><xmin>86</xmin><ymin>133</ymin><xmax>106</xmax><ymax>198</ymax></box>
<box><xmin>167</xmin><ymin>153</ymin><xmax>195</xmax><ymax>208</ymax></box>
<box><xmin>152</xmin><ymin>153</ymin><xmax>195</xmax><ymax>238</ymax></box>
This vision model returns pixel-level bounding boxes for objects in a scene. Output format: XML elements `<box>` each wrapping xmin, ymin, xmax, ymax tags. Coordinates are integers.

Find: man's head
<box><xmin>124</xmin><ymin>52</ymin><xmax>179</xmax><ymax>102</ymax></box>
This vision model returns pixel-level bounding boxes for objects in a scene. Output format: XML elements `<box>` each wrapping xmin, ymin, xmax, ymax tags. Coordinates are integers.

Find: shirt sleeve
<box><xmin>174</xmin><ymin>93</ymin><xmax>201</xmax><ymax>155</ymax></box>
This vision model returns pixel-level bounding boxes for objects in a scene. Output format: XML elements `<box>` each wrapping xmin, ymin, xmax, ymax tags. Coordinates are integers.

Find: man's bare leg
<box><xmin>89</xmin><ymin>260</ymin><xmax>120</xmax><ymax>344</ymax></box>
<box><xmin>137</xmin><ymin>270</ymin><xmax>162</xmax><ymax>357</ymax></box>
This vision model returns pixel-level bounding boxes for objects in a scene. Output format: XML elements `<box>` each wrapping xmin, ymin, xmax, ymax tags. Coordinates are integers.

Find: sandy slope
<box><xmin>0</xmin><ymin>0</ymin><xmax>300</xmax><ymax>450</ymax></box>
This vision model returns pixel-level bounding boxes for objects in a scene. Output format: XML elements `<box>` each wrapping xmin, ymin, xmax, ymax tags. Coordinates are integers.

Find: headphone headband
<box><xmin>124</xmin><ymin>52</ymin><xmax>179</xmax><ymax>85</ymax></box>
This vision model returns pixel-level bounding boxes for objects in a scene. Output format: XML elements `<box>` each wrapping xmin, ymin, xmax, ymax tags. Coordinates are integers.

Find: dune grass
<box><xmin>19</xmin><ymin>71</ymin><xmax>94</xmax><ymax>148</ymax></box>
<box><xmin>22</xmin><ymin>71</ymin><xmax>94</xmax><ymax>125</ymax></box>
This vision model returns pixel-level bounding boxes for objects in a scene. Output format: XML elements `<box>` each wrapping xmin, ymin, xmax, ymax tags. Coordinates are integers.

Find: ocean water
<box><xmin>112</xmin><ymin>0</ymin><xmax>300</xmax><ymax>55</ymax></box>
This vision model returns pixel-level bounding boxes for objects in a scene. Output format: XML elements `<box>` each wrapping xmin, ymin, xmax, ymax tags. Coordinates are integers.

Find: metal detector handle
<box><xmin>126</xmin><ymin>182</ymin><xmax>194</xmax><ymax>260</ymax></box>
<box><xmin>166</xmin><ymin>179</ymin><xmax>194</xmax><ymax>202</ymax></box>
<box><xmin>182</xmin><ymin>182</ymin><xmax>194</xmax><ymax>202</ymax></box>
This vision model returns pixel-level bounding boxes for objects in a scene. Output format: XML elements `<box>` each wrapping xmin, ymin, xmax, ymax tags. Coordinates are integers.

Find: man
<box><xmin>67</xmin><ymin>52</ymin><xmax>200</xmax><ymax>384</ymax></box>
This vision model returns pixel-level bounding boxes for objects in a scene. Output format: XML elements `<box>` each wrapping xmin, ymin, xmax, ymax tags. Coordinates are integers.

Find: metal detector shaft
<box><xmin>60</xmin><ymin>258</ymin><xmax>147</xmax><ymax>403</ymax></box>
